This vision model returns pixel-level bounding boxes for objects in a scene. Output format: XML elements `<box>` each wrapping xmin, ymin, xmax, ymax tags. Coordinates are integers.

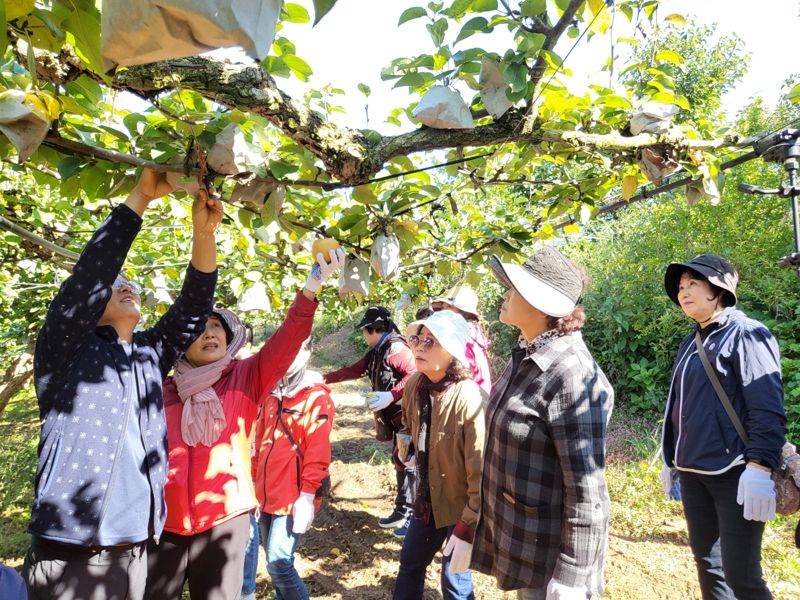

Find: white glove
<box><xmin>403</xmin><ymin>455</ymin><xmax>417</xmax><ymax>470</ymax></box>
<box><xmin>660</xmin><ymin>463</ymin><xmax>674</xmax><ymax>497</ymax></box>
<box><xmin>546</xmin><ymin>578</ymin><xmax>587</xmax><ymax>600</ymax></box>
<box><xmin>304</xmin><ymin>247</ymin><xmax>345</xmax><ymax>293</ymax></box>
<box><xmin>291</xmin><ymin>492</ymin><xmax>316</xmax><ymax>533</ymax></box>
<box><xmin>737</xmin><ymin>464</ymin><xmax>776</xmax><ymax>522</ymax></box>
<box><xmin>366</xmin><ymin>391</ymin><xmax>394</xmax><ymax>411</ymax></box>
<box><xmin>442</xmin><ymin>535</ymin><xmax>472</xmax><ymax>574</ymax></box>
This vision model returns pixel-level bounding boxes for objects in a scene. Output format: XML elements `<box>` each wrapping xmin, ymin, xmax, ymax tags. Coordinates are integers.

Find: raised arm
<box><xmin>36</xmin><ymin>170</ymin><xmax>174</xmax><ymax>376</ymax></box>
<box><xmin>148</xmin><ymin>187</ymin><xmax>222</xmax><ymax>372</ymax></box>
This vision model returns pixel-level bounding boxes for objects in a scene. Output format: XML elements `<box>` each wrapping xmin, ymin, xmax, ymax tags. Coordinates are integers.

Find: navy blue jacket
<box><xmin>662</xmin><ymin>308</ymin><xmax>786</xmax><ymax>474</ymax></box>
<box><xmin>30</xmin><ymin>204</ymin><xmax>216</xmax><ymax>545</ymax></box>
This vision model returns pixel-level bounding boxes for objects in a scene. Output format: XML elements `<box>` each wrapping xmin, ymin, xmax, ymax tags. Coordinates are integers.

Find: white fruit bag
<box><xmin>370</xmin><ymin>233</ymin><xmax>401</xmax><ymax>281</ymax></box>
<box><xmin>0</xmin><ymin>90</ymin><xmax>55</xmax><ymax>162</ymax></box>
<box><xmin>338</xmin><ymin>255</ymin><xmax>370</xmax><ymax>299</ymax></box>
<box><xmin>479</xmin><ymin>58</ymin><xmax>513</xmax><ymax>119</ymax></box>
<box><xmin>101</xmin><ymin>0</ymin><xmax>281</xmax><ymax>68</ymax></box>
<box><xmin>413</xmin><ymin>86</ymin><xmax>474</xmax><ymax>129</ymax></box>
<box><xmin>629</xmin><ymin>102</ymin><xmax>680</xmax><ymax>135</ymax></box>
<box><xmin>207</xmin><ymin>123</ymin><xmax>266</xmax><ymax>175</ymax></box>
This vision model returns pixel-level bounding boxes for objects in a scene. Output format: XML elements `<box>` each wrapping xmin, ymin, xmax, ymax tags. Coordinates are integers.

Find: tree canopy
<box><xmin>0</xmin><ymin>0</ymin><xmax>792</xmax><ymax>375</ymax></box>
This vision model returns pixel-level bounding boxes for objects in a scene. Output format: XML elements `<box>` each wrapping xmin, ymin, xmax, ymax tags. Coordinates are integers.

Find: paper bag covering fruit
<box><xmin>370</xmin><ymin>233</ymin><xmax>400</xmax><ymax>281</ymax></box>
<box><xmin>479</xmin><ymin>58</ymin><xmax>513</xmax><ymax>119</ymax></box>
<box><xmin>101</xmin><ymin>0</ymin><xmax>281</xmax><ymax>68</ymax></box>
<box><xmin>628</xmin><ymin>102</ymin><xmax>680</xmax><ymax>136</ymax></box>
<box><xmin>413</xmin><ymin>86</ymin><xmax>474</xmax><ymax>130</ymax></box>
<box><xmin>207</xmin><ymin>123</ymin><xmax>266</xmax><ymax>175</ymax></box>
<box><xmin>338</xmin><ymin>255</ymin><xmax>370</xmax><ymax>299</ymax></box>
<box><xmin>0</xmin><ymin>89</ymin><xmax>59</xmax><ymax>162</ymax></box>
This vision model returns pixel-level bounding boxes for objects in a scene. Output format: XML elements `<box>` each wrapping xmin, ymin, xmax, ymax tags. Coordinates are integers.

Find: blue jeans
<box><xmin>392</xmin><ymin>517</ymin><xmax>474</xmax><ymax>600</ymax></box>
<box><xmin>258</xmin><ymin>513</ymin><xmax>307</xmax><ymax>600</ymax></box>
<box><xmin>241</xmin><ymin>512</ymin><xmax>260</xmax><ymax>596</ymax></box>
<box><xmin>679</xmin><ymin>468</ymin><xmax>772</xmax><ymax>600</ymax></box>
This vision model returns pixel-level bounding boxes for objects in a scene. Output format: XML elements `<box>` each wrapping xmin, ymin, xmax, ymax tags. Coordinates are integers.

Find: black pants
<box><xmin>145</xmin><ymin>512</ymin><xmax>250</xmax><ymax>600</ymax></box>
<box><xmin>393</xmin><ymin>433</ymin><xmax>417</xmax><ymax>515</ymax></box>
<box><xmin>23</xmin><ymin>538</ymin><xmax>147</xmax><ymax>600</ymax></box>
<box><xmin>680</xmin><ymin>468</ymin><xmax>772</xmax><ymax>600</ymax></box>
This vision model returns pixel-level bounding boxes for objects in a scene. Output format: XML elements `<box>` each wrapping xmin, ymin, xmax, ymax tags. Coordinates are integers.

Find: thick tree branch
<box><xmin>26</xmin><ymin>49</ymin><xmax>749</xmax><ymax>187</ymax></box>
<box><xmin>0</xmin><ymin>214</ymin><xmax>79</xmax><ymax>261</ymax></box>
<box><xmin>527</xmin><ymin>0</ymin><xmax>586</xmax><ymax>95</ymax></box>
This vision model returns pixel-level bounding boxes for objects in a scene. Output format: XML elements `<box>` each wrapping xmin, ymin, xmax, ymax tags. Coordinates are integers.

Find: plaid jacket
<box><xmin>471</xmin><ymin>332</ymin><xmax>614</xmax><ymax>594</ymax></box>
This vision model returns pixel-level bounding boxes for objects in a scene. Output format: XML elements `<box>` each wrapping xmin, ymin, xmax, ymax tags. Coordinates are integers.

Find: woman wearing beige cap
<box><xmin>471</xmin><ymin>246</ymin><xmax>613</xmax><ymax>600</ymax></box>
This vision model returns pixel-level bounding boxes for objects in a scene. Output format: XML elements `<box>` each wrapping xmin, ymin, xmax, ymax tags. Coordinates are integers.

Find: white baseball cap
<box><xmin>407</xmin><ymin>310</ymin><xmax>471</xmax><ymax>366</ymax></box>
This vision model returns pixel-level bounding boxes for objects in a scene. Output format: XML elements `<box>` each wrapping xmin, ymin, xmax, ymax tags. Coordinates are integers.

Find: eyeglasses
<box><xmin>112</xmin><ymin>276</ymin><xmax>142</xmax><ymax>295</ymax></box>
<box><xmin>408</xmin><ymin>335</ymin><xmax>436</xmax><ymax>352</ymax></box>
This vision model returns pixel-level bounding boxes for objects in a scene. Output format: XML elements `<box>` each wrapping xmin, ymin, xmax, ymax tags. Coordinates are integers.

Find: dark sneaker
<box><xmin>378</xmin><ymin>510</ymin><xmax>408</xmax><ymax>529</ymax></box>
<box><xmin>393</xmin><ymin>520</ymin><xmax>410</xmax><ymax>539</ymax></box>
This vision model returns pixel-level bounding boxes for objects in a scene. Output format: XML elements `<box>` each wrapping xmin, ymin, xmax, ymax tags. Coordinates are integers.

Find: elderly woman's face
<box><xmin>410</xmin><ymin>326</ymin><xmax>452</xmax><ymax>381</ymax></box>
<box><xmin>677</xmin><ymin>271</ymin><xmax>720</xmax><ymax>322</ymax></box>
<box><xmin>499</xmin><ymin>288</ymin><xmax>533</xmax><ymax>327</ymax></box>
<box><xmin>185</xmin><ymin>316</ymin><xmax>228</xmax><ymax>367</ymax></box>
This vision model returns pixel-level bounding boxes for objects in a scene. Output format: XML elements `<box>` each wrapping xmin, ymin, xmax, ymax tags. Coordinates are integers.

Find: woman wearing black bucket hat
<box><xmin>471</xmin><ymin>246</ymin><xmax>614</xmax><ymax>600</ymax></box>
<box><xmin>661</xmin><ymin>254</ymin><xmax>786</xmax><ymax>600</ymax></box>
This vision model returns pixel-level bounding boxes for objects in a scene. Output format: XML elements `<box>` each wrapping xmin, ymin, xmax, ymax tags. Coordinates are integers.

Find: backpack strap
<box><xmin>694</xmin><ymin>331</ymin><xmax>750</xmax><ymax>445</ymax></box>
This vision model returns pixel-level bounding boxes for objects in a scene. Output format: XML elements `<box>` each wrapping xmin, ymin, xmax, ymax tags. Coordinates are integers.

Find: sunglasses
<box><xmin>112</xmin><ymin>276</ymin><xmax>142</xmax><ymax>295</ymax></box>
<box><xmin>408</xmin><ymin>335</ymin><xmax>437</xmax><ymax>351</ymax></box>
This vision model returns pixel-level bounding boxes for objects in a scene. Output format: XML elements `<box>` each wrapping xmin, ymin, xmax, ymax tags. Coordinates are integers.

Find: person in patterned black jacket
<box><xmin>471</xmin><ymin>247</ymin><xmax>614</xmax><ymax>600</ymax></box>
<box><xmin>23</xmin><ymin>170</ymin><xmax>222</xmax><ymax>600</ymax></box>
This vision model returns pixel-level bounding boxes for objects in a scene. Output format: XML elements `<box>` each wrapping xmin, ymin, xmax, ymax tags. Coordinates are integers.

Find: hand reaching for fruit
<box><xmin>304</xmin><ymin>238</ymin><xmax>345</xmax><ymax>295</ymax></box>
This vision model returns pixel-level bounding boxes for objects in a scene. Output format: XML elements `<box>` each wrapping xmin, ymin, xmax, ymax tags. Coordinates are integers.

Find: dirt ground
<box><xmin>249</xmin><ymin>378</ymin><xmax>704</xmax><ymax>600</ymax></box>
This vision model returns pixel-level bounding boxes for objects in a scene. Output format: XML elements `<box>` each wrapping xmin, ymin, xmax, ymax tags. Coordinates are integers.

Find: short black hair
<box><xmin>365</xmin><ymin>324</ymin><xmax>388</xmax><ymax>335</ymax></box>
<box><xmin>415</xmin><ymin>306</ymin><xmax>434</xmax><ymax>320</ymax></box>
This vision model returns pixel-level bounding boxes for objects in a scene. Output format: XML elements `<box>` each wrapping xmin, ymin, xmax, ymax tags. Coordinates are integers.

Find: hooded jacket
<box><xmin>253</xmin><ymin>373</ymin><xmax>334</xmax><ymax>515</ymax></box>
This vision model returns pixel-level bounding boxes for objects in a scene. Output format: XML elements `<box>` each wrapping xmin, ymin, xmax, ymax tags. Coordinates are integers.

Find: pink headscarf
<box><xmin>173</xmin><ymin>308</ymin><xmax>247</xmax><ymax>447</ymax></box>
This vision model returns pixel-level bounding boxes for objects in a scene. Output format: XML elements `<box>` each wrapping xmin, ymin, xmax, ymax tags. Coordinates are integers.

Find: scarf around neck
<box><xmin>173</xmin><ymin>308</ymin><xmax>246</xmax><ymax>447</ymax></box>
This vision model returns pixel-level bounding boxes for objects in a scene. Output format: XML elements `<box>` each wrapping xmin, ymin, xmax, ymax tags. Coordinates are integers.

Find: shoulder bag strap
<box><xmin>694</xmin><ymin>331</ymin><xmax>750</xmax><ymax>445</ymax></box>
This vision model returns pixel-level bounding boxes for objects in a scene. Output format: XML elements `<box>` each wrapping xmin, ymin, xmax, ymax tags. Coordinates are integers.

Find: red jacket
<box><xmin>254</xmin><ymin>377</ymin><xmax>334</xmax><ymax>515</ymax></box>
<box><xmin>161</xmin><ymin>291</ymin><xmax>317</xmax><ymax>536</ymax></box>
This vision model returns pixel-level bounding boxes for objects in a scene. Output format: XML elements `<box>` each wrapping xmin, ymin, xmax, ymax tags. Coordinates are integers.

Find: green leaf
<box><xmin>664</xmin><ymin>13</ymin><xmax>686</xmax><ymax>26</ymax></box>
<box><xmin>57</xmin><ymin>156</ymin><xmax>84</xmax><ymax>180</ymax></box>
<box><xmin>357</xmin><ymin>83</ymin><xmax>371</xmax><ymax>96</ymax></box>
<box><xmin>61</xmin><ymin>0</ymin><xmax>108</xmax><ymax>81</ymax></box>
<box><xmin>445</xmin><ymin>0</ymin><xmax>472</xmax><ymax>19</ymax></box>
<box><xmin>398</xmin><ymin>6</ymin><xmax>427</xmax><ymax>25</ymax></box>
<box><xmin>352</xmin><ymin>185</ymin><xmax>377</xmax><ymax>204</ymax></box>
<box><xmin>470</xmin><ymin>0</ymin><xmax>497</xmax><ymax>11</ymax></box>
<box><xmin>282</xmin><ymin>3</ymin><xmax>310</xmax><ymax>23</ymax></box>
<box><xmin>787</xmin><ymin>83</ymin><xmax>800</xmax><ymax>104</ymax></box>
<box><xmin>312</xmin><ymin>0</ymin><xmax>337</xmax><ymax>25</ymax></box>
<box><xmin>393</xmin><ymin>72</ymin><xmax>427</xmax><ymax>89</ymax></box>
<box><xmin>262</xmin><ymin>56</ymin><xmax>291</xmax><ymax>78</ymax></box>
<box><xmin>426</xmin><ymin>18</ymin><xmax>449</xmax><ymax>47</ymax></box>
<box><xmin>519</xmin><ymin>0</ymin><xmax>546</xmax><ymax>18</ymax></box>
<box><xmin>455</xmin><ymin>16</ymin><xmax>487</xmax><ymax>43</ymax></box>
<box><xmin>269</xmin><ymin>160</ymin><xmax>299</xmax><ymax>179</ymax></box>
<box><xmin>655</xmin><ymin>50</ymin><xmax>684</xmax><ymax>65</ymax></box>
<box><xmin>283</xmin><ymin>54</ymin><xmax>313</xmax><ymax>81</ymax></box>
<box><xmin>6</xmin><ymin>0</ymin><xmax>35</xmax><ymax>20</ymax></box>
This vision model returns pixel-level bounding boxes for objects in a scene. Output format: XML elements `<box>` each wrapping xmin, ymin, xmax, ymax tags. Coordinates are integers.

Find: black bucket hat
<box><xmin>664</xmin><ymin>254</ymin><xmax>738</xmax><ymax>306</ymax></box>
<box><xmin>355</xmin><ymin>306</ymin><xmax>398</xmax><ymax>332</ymax></box>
